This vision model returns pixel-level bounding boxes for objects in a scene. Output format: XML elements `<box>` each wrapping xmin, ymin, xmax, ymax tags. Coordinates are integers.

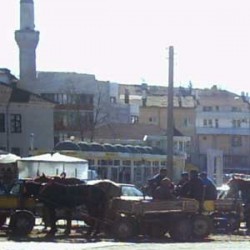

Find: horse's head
<box><xmin>34</xmin><ymin>173</ymin><xmax>51</xmax><ymax>183</ymax></box>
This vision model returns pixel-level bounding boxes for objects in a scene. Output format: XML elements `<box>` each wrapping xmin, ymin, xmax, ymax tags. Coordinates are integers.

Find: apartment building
<box><xmin>119</xmin><ymin>84</ymin><xmax>194</xmax><ymax>159</ymax></box>
<box><xmin>26</xmin><ymin>72</ymin><xmax>134</xmax><ymax>144</ymax></box>
<box><xmin>119</xmin><ymin>83</ymin><xmax>250</xmax><ymax>176</ymax></box>
<box><xmin>195</xmin><ymin>86</ymin><xmax>250</xmax><ymax>173</ymax></box>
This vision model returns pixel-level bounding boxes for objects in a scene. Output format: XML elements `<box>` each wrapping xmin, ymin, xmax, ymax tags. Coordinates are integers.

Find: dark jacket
<box><xmin>147</xmin><ymin>173</ymin><xmax>166</xmax><ymax>193</ymax></box>
<box><xmin>153</xmin><ymin>185</ymin><xmax>175</xmax><ymax>200</ymax></box>
<box><xmin>179</xmin><ymin>177</ymin><xmax>205</xmax><ymax>201</ymax></box>
<box><xmin>202</xmin><ymin>178</ymin><xmax>217</xmax><ymax>200</ymax></box>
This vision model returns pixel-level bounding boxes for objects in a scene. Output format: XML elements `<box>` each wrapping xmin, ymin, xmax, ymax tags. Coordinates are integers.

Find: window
<box><xmin>10</xmin><ymin>114</ymin><xmax>22</xmax><ymax>133</ymax></box>
<box><xmin>232</xmin><ymin>106</ymin><xmax>241</xmax><ymax>112</ymax></box>
<box><xmin>215</xmin><ymin>119</ymin><xmax>219</xmax><ymax>128</ymax></box>
<box><xmin>152</xmin><ymin>161</ymin><xmax>159</xmax><ymax>167</ymax></box>
<box><xmin>160</xmin><ymin>161</ymin><xmax>166</xmax><ymax>166</ymax></box>
<box><xmin>203</xmin><ymin>119</ymin><xmax>213</xmax><ymax>127</ymax></box>
<box><xmin>110</xmin><ymin>97</ymin><xmax>116</xmax><ymax>103</ymax></box>
<box><xmin>0</xmin><ymin>113</ymin><xmax>5</xmax><ymax>132</ymax></box>
<box><xmin>203</xmin><ymin>106</ymin><xmax>212</xmax><ymax>111</ymax></box>
<box><xmin>114</xmin><ymin>160</ymin><xmax>120</xmax><ymax>166</ymax></box>
<box><xmin>232</xmin><ymin>136</ymin><xmax>242</xmax><ymax>147</ymax></box>
<box><xmin>148</xmin><ymin>117</ymin><xmax>157</xmax><ymax>124</ymax></box>
<box><xmin>232</xmin><ymin>119</ymin><xmax>241</xmax><ymax>128</ymax></box>
<box><xmin>131</xmin><ymin>115</ymin><xmax>139</xmax><ymax>124</ymax></box>
<box><xmin>122</xmin><ymin>160</ymin><xmax>131</xmax><ymax>166</ymax></box>
<box><xmin>88</xmin><ymin>159</ymin><xmax>95</xmax><ymax>166</ymax></box>
<box><xmin>184</xmin><ymin>117</ymin><xmax>191</xmax><ymax>127</ymax></box>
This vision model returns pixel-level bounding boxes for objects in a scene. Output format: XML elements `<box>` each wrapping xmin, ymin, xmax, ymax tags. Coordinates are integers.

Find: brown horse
<box><xmin>34</xmin><ymin>173</ymin><xmax>85</xmax><ymax>185</ymax></box>
<box><xmin>24</xmin><ymin>180</ymin><xmax>107</xmax><ymax>237</ymax></box>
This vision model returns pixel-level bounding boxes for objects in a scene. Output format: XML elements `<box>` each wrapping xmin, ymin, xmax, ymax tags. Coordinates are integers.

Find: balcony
<box><xmin>196</xmin><ymin>110</ymin><xmax>250</xmax><ymax>119</ymax></box>
<box><xmin>196</xmin><ymin>127</ymin><xmax>250</xmax><ymax>135</ymax></box>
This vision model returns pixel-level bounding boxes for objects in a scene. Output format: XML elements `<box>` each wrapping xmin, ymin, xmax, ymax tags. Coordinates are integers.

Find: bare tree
<box><xmin>59</xmin><ymin>82</ymin><xmax>111</xmax><ymax>142</ymax></box>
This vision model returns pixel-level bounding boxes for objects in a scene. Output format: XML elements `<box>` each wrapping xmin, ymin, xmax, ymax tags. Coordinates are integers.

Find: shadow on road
<box><xmin>0</xmin><ymin>226</ymin><xmax>215</xmax><ymax>244</ymax></box>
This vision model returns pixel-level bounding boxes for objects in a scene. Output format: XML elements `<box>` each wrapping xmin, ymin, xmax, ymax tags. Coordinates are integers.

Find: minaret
<box><xmin>15</xmin><ymin>0</ymin><xmax>39</xmax><ymax>90</ymax></box>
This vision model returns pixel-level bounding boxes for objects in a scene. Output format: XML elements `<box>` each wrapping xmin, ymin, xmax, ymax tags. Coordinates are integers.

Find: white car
<box><xmin>87</xmin><ymin>179</ymin><xmax>151</xmax><ymax>200</ymax></box>
<box><xmin>119</xmin><ymin>183</ymin><xmax>151</xmax><ymax>200</ymax></box>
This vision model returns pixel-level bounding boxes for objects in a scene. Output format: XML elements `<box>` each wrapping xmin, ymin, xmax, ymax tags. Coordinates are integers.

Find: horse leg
<box><xmin>91</xmin><ymin>207</ymin><xmax>105</xmax><ymax>237</ymax></box>
<box><xmin>46</xmin><ymin>207</ymin><xmax>57</xmax><ymax>236</ymax></box>
<box><xmin>92</xmin><ymin>218</ymin><xmax>101</xmax><ymax>237</ymax></box>
<box><xmin>64</xmin><ymin>209</ymin><xmax>72</xmax><ymax>235</ymax></box>
<box><xmin>42</xmin><ymin>206</ymin><xmax>51</xmax><ymax>232</ymax></box>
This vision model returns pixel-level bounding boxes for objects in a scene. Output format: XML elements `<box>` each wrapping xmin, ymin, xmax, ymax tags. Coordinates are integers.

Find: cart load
<box><xmin>106</xmin><ymin>197</ymin><xmax>212</xmax><ymax>242</ymax></box>
<box><xmin>109</xmin><ymin>197</ymin><xmax>199</xmax><ymax>215</ymax></box>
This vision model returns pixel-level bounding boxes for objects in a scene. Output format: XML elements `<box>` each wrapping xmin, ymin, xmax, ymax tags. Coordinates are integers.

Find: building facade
<box><xmin>0</xmin><ymin>81</ymin><xmax>54</xmax><ymax>156</ymax></box>
<box><xmin>195</xmin><ymin>86</ymin><xmax>250</xmax><ymax>174</ymax></box>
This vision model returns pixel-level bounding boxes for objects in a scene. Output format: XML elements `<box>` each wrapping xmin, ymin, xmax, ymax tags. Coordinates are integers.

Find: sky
<box><xmin>1</xmin><ymin>0</ymin><xmax>250</xmax><ymax>95</ymax></box>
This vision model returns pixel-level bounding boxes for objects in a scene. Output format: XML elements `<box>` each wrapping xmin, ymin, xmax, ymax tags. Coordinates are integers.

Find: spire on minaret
<box><xmin>15</xmin><ymin>0</ymin><xmax>39</xmax><ymax>90</ymax></box>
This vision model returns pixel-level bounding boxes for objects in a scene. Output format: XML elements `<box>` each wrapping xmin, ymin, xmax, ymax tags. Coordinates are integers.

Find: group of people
<box><xmin>147</xmin><ymin>169</ymin><xmax>217</xmax><ymax>202</ymax></box>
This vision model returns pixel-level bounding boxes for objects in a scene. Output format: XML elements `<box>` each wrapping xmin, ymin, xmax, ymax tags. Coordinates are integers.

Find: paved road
<box><xmin>1</xmin><ymin>236</ymin><xmax>250</xmax><ymax>250</ymax></box>
<box><xmin>1</xmin><ymin>226</ymin><xmax>250</xmax><ymax>250</ymax></box>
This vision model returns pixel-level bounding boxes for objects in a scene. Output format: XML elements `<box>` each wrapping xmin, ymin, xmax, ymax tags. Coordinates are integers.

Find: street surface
<box><xmin>1</xmin><ymin>224</ymin><xmax>250</xmax><ymax>250</ymax></box>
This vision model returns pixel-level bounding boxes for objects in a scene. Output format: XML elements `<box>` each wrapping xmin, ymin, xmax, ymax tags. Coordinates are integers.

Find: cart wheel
<box><xmin>112</xmin><ymin>217</ymin><xmax>137</xmax><ymax>240</ymax></box>
<box><xmin>226</xmin><ymin>213</ymin><xmax>241</xmax><ymax>233</ymax></box>
<box><xmin>192</xmin><ymin>214</ymin><xmax>213</xmax><ymax>239</ymax></box>
<box><xmin>169</xmin><ymin>217</ymin><xmax>192</xmax><ymax>242</ymax></box>
<box><xmin>9</xmin><ymin>210</ymin><xmax>35</xmax><ymax>236</ymax></box>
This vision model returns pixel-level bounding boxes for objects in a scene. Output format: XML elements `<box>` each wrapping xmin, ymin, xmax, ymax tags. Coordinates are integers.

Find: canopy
<box><xmin>17</xmin><ymin>152</ymin><xmax>88</xmax><ymax>179</ymax></box>
<box><xmin>0</xmin><ymin>153</ymin><xmax>21</xmax><ymax>164</ymax></box>
<box><xmin>19</xmin><ymin>152</ymin><xmax>87</xmax><ymax>163</ymax></box>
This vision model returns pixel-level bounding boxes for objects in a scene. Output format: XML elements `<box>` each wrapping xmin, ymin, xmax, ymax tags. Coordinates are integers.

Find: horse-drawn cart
<box><xmin>203</xmin><ymin>197</ymin><xmax>243</xmax><ymax>233</ymax></box>
<box><xmin>0</xmin><ymin>180</ymin><xmax>38</xmax><ymax>236</ymax></box>
<box><xmin>105</xmin><ymin>197</ymin><xmax>213</xmax><ymax>241</ymax></box>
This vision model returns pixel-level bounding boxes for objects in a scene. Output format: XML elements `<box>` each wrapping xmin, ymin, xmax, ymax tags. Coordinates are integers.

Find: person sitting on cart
<box><xmin>153</xmin><ymin>177</ymin><xmax>176</xmax><ymax>200</ymax></box>
<box><xmin>199</xmin><ymin>172</ymin><xmax>217</xmax><ymax>200</ymax></box>
<box><xmin>178</xmin><ymin>170</ymin><xmax>204</xmax><ymax>202</ymax></box>
<box><xmin>147</xmin><ymin>168</ymin><xmax>168</xmax><ymax>196</ymax></box>
<box><xmin>175</xmin><ymin>172</ymin><xmax>189</xmax><ymax>196</ymax></box>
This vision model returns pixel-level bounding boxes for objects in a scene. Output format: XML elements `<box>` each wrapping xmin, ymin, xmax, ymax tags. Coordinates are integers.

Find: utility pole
<box><xmin>167</xmin><ymin>46</ymin><xmax>174</xmax><ymax>179</ymax></box>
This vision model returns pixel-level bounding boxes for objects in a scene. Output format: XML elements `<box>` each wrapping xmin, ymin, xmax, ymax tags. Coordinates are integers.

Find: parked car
<box><xmin>119</xmin><ymin>183</ymin><xmax>151</xmax><ymax>200</ymax></box>
<box><xmin>87</xmin><ymin>179</ymin><xmax>151</xmax><ymax>200</ymax></box>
